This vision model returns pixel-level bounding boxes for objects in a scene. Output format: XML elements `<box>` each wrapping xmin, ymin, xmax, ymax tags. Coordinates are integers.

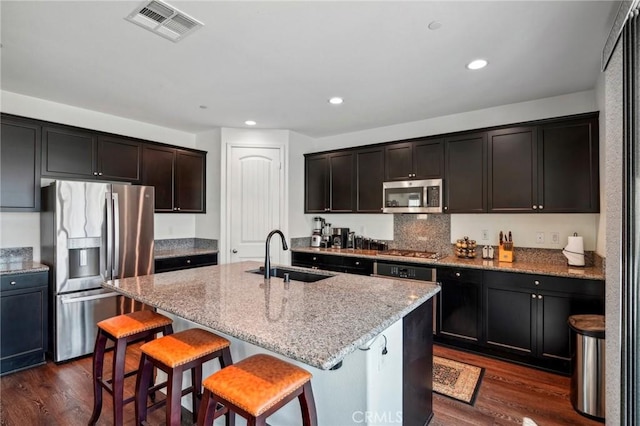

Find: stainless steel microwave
<box><xmin>382</xmin><ymin>179</ymin><xmax>443</xmax><ymax>213</ymax></box>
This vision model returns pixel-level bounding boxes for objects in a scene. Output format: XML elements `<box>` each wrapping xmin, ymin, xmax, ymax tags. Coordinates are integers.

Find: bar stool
<box><xmin>197</xmin><ymin>353</ymin><xmax>317</xmax><ymax>426</ymax></box>
<box><xmin>89</xmin><ymin>310</ymin><xmax>174</xmax><ymax>425</ymax></box>
<box><xmin>135</xmin><ymin>328</ymin><xmax>233</xmax><ymax>426</ymax></box>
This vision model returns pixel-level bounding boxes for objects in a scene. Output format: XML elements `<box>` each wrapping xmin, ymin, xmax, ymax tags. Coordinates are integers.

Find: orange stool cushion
<box><xmin>140</xmin><ymin>328</ymin><xmax>230</xmax><ymax>368</ymax></box>
<box><xmin>203</xmin><ymin>354</ymin><xmax>312</xmax><ymax>417</ymax></box>
<box><xmin>97</xmin><ymin>310</ymin><xmax>172</xmax><ymax>339</ymax></box>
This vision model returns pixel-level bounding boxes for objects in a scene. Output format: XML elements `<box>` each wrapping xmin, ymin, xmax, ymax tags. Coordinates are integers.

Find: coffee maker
<box><xmin>332</xmin><ymin>227</ymin><xmax>349</xmax><ymax>249</ymax></box>
<box><xmin>311</xmin><ymin>217</ymin><xmax>324</xmax><ymax>247</ymax></box>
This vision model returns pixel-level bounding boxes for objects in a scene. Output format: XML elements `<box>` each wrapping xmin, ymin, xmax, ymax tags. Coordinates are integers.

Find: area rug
<box><xmin>433</xmin><ymin>356</ymin><xmax>484</xmax><ymax>405</ymax></box>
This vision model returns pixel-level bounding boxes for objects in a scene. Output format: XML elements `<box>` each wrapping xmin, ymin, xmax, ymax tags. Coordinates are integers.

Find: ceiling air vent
<box><xmin>125</xmin><ymin>0</ymin><xmax>203</xmax><ymax>42</ymax></box>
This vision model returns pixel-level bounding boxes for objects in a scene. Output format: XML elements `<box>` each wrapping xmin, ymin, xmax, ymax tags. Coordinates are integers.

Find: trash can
<box><xmin>568</xmin><ymin>314</ymin><xmax>605</xmax><ymax>422</ymax></box>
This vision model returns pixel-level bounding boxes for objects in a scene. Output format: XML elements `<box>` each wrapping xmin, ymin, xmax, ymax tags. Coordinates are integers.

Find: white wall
<box><xmin>0</xmin><ymin>91</ymin><xmax>201</xmax><ymax>260</ymax></box>
<box><xmin>195</xmin><ymin>128</ymin><xmax>222</xmax><ymax>239</ymax></box>
<box><xmin>290</xmin><ymin>91</ymin><xmax>603</xmax><ymax>249</ymax></box>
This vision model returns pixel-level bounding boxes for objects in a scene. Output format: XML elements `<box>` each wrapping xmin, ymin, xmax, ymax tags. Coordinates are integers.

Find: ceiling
<box><xmin>0</xmin><ymin>1</ymin><xmax>620</xmax><ymax>138</ymax></box>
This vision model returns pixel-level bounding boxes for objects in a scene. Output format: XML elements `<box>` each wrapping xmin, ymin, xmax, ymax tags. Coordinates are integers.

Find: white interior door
<box><xmin>228</xmin><ymin>146</ymin><xmax>283</xmax><ymax>263</ymax></box>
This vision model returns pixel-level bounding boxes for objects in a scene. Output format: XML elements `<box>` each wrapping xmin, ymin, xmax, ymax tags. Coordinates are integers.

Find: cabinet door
<box><xmin>488</xmin><ymin>127</ymin><xmax>537</xmax><ymax>212</ymax></box>
<box><xmin>484</xmin><ymin>277</ymin><xmax>535</xmax><ymax>355</ymax></box>
<box><xmin>385</xmin><ymin>142</ymin><xmax>413</xmax><ymax>180</ymax></box>
<box><xmin>97</xmin><ymin>136</ymin><xmax>141</xmax><ymax>182</ymax></box>
<box><xmin>444</xmin><ymin>133</ymin><xmax>487</xmax><ymax>213</ymax></box>
<box><xmin>537</xmin><ymin>116</ymin><xmax>599</xmax><ymax>212</ymax></box>
<box><xmin>414</xmin><ymin>138</ymin><xmax>444</xmax><ymax>179</ymax></box>
<box><xmin>0</xmin><ymin>116</ymin><xmax>41</xmax><ymax>211</ymax></box>
<box><xmin>438</xmin><ymin>268</ymin><xmax>482</xmax><ymax>342</ymax></box>
<box><xmin>42</xmin><ymin>126</ymin><xmax>97</xmax><ymax>178</ymax></box>
<box><xmin>1</xmin><ymin>285</ymin><xmax>48</xmax><ymax>375</ymax></box>
<box><xmin>142</xmin><ymin>145</ymin><xmax>175</xmax><ymax>212</ymax></box>
<box><xmin>537</xmin><ymin>291</ymin><xmax>604</xmax><ymax>361</ymax></box>
<box><xmin>356</xmin><ymin>148</ymin><xmax>384</xmax><ymax>212</ymax></box>
<box><xmin>328</xmin><ymin>152</ymin><xmax>354</xmax><ymax>212</ymax></box>
<box><xmin>175</xmin><ymin>149</ymin><xmax>205</xmax><ymax>212</ymax></box>
<box><xmin>305</xmin><ymin>154</ymin><xmax>329</xmax><ymax>212</ymax></box>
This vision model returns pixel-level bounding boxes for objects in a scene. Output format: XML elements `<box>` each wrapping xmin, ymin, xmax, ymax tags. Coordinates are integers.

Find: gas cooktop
<box><xmin>379</xmin><ymin>249</ymin><xmax>444</xmax><ymax>260</ymax></box>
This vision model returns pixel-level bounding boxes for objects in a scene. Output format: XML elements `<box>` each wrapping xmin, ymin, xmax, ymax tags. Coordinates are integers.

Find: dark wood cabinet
<box><xmin>154</xmin><ymin>253</ymin><xmax>218</xmax><ymax>273</ymax></box>
<box><xmin>142</xmin><ymin>145</ymin><xmax>206</xmax><ymax>213</ymax></box>
<box><xmin>385</xmin><ymin>138</ymin><xmax>443</xmax><ymax>181</ymax></box>
<box><xmin>537</xmin><ymin>116</ymin><xmax>599</xmax><ymax>212</ymax></box>
<box><xmin>291</xmin><ymin>252</ymin><xmax>373</xmax><ymax>276</ymax></box>
<box><xmin>1</xmin><ymin>272</ymin><xmax>48</xmax><ymax>375</ymax></box>
<box><xmin>483</xmin><ymin>271</ymin><xmax>604</xmax><ymax>365</ymax></box>
<box><xmin>42</xmin><ymin>125</ymin><xmax>142</xmax><ymax>182</ymax></box>
<box><xmin>437</xmin><ymin>267</ymin><xmax>483</xmax><ymax>343</ymax></box>
<box><xmin>487</xmin><ymin>127</ymin><xmax>537</xmax><ymax>212</ymax></box>
<box><xmin>356</xmin><ymin>147</ymin><xmax>384</xmax><ymax>213</ymax></box>
<box><xmin>1</xmin><ymin>116</ymin><xmax>41</xmax><ymax>211</ymax></box>
<box><xmin>304</xmin><ymin>152</ymin><xmax>354</xmax><ymax>213</ymax></box>
<box><xmin>97</xmin><ymin>136</ymin><xmax>141</xmax><ymax>182</ymax></box>
<box><xmin>42</xmin><ymin>125</ymin><xmax>97</xmax><ymax>179</ymax></box>
<box><xmin>444</xmin><ymin>132</ymin><xmax>487</xmax><ymax>213</ymax></box>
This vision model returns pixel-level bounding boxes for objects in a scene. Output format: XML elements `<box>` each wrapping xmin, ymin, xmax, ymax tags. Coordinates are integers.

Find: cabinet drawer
<box><xmin>484</xmin><ymin>270</ymin><xmax>604</xmax><ymax>297</ymax></box>
<box><xmin>154</xmin><ymin>253</ymin><xmax>218</xmax><ymax>273</ymax></box>
<box><xmin>1</xmin><ymin>272</ymin><xmax>48</xmax><ymax>292</ymax></box>
<box><xmin>437</xmin><ymin>267</ymin><xmax>482</xmax><ymax>283</ymax></box>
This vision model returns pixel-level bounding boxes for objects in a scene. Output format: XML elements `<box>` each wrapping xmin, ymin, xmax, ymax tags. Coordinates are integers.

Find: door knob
<box><xmin>232</xmin><ymin>249</ymin><xmax>238</xmax><ymax>253</ymax></box>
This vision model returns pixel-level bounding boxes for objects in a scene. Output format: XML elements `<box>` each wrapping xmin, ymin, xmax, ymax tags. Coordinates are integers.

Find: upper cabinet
<box><xmin>1</xmin><ymin>115</ymin><xmax>41</xmax><ymax>211</ymax></box>
<box><xmin>305</xmin><ymin>151</ymin><xmax>354</xmax><ymax>213</ymax></box>
<box><xmin>444</xmin><ymin>132</ymin><xmax>487</xmax><ymax>213</ymax></box>
<box><xmin>356</xmin><ymin>147</ymin><xmax>384</xmax><ymax>213</ymax></box>
<box><xmin>42</xmin><ymin>125</ymin><xmax>141</xmax><ymax>182</ymax></box>
<box><xmin>537</xmin><ymin>116</ymin><xmax>599</xmax><ymax>213</ymax></box>
<box><xmin>141</xmin><ymin>145</ymin><xmax>206</xmax><ymax>213</ymax></box>
<box><xmin>487</xmin><ymin>114</ymin><xmax>599</xmax><ymax>213</ymax></box>
<box><xmin>385</xmin><ymin>138</ymin><xmax>443</xmax><ymax>181</ymax></box>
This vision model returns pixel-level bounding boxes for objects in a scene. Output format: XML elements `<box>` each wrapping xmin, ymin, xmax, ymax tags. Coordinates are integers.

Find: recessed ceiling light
<box><xmin>466</xmin><ymin>59</ymin><xmax>488</xmax><ymax>70</ymax></box>
<box><xmin>428</xmin><ymin>21</ymin><xmax>442</xmax><ymax>30</ymax></box>
<box><xmin>199</xmin><ymin>105</ymin><xmax>207</xmax><ymax>109</ymax></box>
<box><xmin>245</xmin><ymin>120</ymin><xmax>257</xmax><ymax>126</ymax></box>
<box><xmin>329</xmin><ymin>97</ymin><xmax>343</xmax><ymax>105</ymax></box>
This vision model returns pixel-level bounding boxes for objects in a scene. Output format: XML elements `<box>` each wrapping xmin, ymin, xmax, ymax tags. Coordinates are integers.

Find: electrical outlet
<box><xmin>536</xmin><ymin>232</ymin><xmax>545</xmax><ymax>244</ymax></box>
<box><xmin>551</xmin><ymin>232</ymin><xmax>560</xmax><ymax>244</ymax></box>
<box><xmin>481</xmin><ymin>229</ymin><xmax>489</xmax><ymax>240</ymax></box>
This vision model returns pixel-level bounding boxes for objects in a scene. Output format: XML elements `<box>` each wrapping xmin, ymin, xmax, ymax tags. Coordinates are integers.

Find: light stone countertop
<box><xmin>0</xmin><ymin>262</ymin><xmax>49</xmax><ymax>275</ymax></box>
<box><xmin>291</xmin><ymin>247</ymin><xmax>605</xmax><ymax>281</ymax></box>
<box><xmin>103</xmin><ymin>260</ymin><xmax>440</xmax><ymax>370</ymax></box>
<box><xmin>154</xmin><ymin>248</ymin><xmax>218</xmax><ymax>260</ymax></box>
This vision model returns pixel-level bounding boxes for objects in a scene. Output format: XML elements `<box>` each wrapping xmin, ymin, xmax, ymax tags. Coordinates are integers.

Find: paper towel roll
<box><xmin>563</xmin><ymin>235</ymin><xmax>585</xmax><ymax>266</ymax></box>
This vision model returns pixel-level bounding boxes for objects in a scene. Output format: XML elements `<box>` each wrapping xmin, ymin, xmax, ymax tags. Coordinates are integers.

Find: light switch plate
<box><xmin>536</xmin><ymin>232</ymin><xmax>545</xmax><ymax>244</ymax></box>
<box><xmin>551</xmin><ymin>232</ymin><xmax>560</xmax><ymax>244</ymax></box>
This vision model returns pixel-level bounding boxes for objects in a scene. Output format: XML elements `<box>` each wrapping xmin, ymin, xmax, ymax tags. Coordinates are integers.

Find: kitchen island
<box><xmin>103</xmin><ymin>261</ymin><xmax>440</xmax><ymax>425</ymax></box>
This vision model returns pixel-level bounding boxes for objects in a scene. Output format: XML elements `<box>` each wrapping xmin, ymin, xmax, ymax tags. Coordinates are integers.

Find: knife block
<box><xmin>498</xmin><ymin>243</ymin><xmax>514</xmax><ymax>262</ymax></box>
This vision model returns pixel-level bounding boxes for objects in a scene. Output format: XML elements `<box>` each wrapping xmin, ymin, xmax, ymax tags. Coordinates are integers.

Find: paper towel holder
<box><xmin>563</xmin><ymin>232</ymin><xmax>585</xmax><ymax>267</ymax></box>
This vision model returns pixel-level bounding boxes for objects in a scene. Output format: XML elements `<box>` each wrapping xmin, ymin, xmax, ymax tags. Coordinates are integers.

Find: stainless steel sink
<box><xmin>247</xmin><ymin>266</ymin><xmax>333</xmax><ymax>283</ymax></box>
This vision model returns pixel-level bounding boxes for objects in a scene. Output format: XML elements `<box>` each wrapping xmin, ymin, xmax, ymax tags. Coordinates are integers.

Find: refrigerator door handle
<box><xmin>61</xmin><ymin>292</ymin><xmax>120</xmax><ymax>304</ymax></box>
<box><xmin>113</xmin><ymin>193</ymin><xmax>120</xmax><ymax>278</ymax></box>
<box><xmin>106</xmin><ymin>192</ymin><xmax>113</xmax><ymax>278</ymax></box>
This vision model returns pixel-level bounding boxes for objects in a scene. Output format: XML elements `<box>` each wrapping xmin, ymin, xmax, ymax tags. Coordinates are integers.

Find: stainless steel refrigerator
<box><xmin>41</xmin><ymin>180</ymin><xmax>155</xmax><ymax>362</ymax></box>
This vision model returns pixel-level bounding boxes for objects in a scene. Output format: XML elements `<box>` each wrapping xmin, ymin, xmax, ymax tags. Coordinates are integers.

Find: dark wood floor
<box><xmin>1</xmin><ymin>344</ymin><xmax>602</xmax><ymax>425</ymax></box>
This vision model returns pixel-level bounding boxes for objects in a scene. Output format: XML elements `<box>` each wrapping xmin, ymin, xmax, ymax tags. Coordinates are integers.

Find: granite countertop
<box><xmin>103</xmin><ymin>261</ymin><xmax>440</xmax><ymax>370</ymax></box>
<box><xmin>291</xmin><ymin>247</ymin><xmax>605</xmax><ymax>281</ymax></box>
<box><xmin>0</xmin><ymin>262</ymin><xmax>49</xmax><ymax>275</ymax></box>
<box><xmin>154</xmin><ymin>248</ymin><xmax>218</xmax><ymax>259</ymax></box>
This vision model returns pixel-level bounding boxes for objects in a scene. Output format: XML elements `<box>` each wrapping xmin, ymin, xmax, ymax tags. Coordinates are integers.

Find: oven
<box><xmin>373</xmin><ymin>261</ymin><xmax>439</xmax><ymax>333</ymax></box>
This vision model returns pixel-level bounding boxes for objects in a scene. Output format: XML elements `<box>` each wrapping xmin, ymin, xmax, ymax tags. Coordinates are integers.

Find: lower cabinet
<box><xmin>436</xmin><ymin>267</ymin><xmax>482</xmax><ymax>343</ymax></box>
<box><xmin>291</xmin><ymin>252</ymin><xmax>373</xmax><ymax>276</ymax></box>
<box><xmin>154</xmin><ymin>253</ymin><xmax>218</xmax><ymax>273</ymax></box>
<box><xmin>483</xmin><ymin>270</ymin><xmax>604</xmax><ymax>371</ymax></box>
<box><xmin>1</xmin><ymin>272</ymin><xmax>48</xmax><ymax>375</ymax></box>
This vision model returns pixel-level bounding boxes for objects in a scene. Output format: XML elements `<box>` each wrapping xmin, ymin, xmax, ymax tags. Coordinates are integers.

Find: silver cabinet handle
<box><xmin>538</xmin><ymin>295</ymin><xmax>542</xmax><ymax>299</ymax></box>
<box><xmin>531</xmin><ymin>294</ymin><xmax>536</xmax><ymax>299</ymax></box>
<box><xmin>539</xmin><ymin>205</ymin><xmax>544</xmax><ymax>210</ymax></box>
<box><xmin>355</xmin><ymin>261</ymin><xmax>360</xmax><ymax>265</ymax></box>
<box><xmin>533</xmin><ymin>205</ymin><xmax>537</xmax><ymax>209</ymax></box>
<box><xmin>186</xmin><ymin>259</ymin><xmax>191</xmax><ymax>264</ymax></box>
<box><xmin>10</xmin><ymin>281</ymin><xmax>16</xmax><ymax>285</ymax></box>
<box><xmin>93</xmin><ymin>172</ymin><xmax>98</xmax><ymax>176</ymax></box>
<box><xmin>232</xmin><ymin>249</ymin><xmax>238</xmax><ymax>253</ymax></box>
<box><xmin>444</xmin><ymin>206</ymin><xmax>448</xmax><ymax>210</ymax></box>
<box><xmin>312</xmin><ymin>256</ymin><xmax>317</xmax><ymax>261</ymax></box>
<box><xmin>455</xmin><ymin>272</ymin><xmax>461</xmax><ymax>277</ymax></box>
<box><xmin>98</xmin><ymin>172</ymin><xmax>103</xmax><ymax>176</ymax></box>
<box><xmin>534</xmin><ymin>280</ymin><xmax>540</xmax><ymax>285</ymax></box>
